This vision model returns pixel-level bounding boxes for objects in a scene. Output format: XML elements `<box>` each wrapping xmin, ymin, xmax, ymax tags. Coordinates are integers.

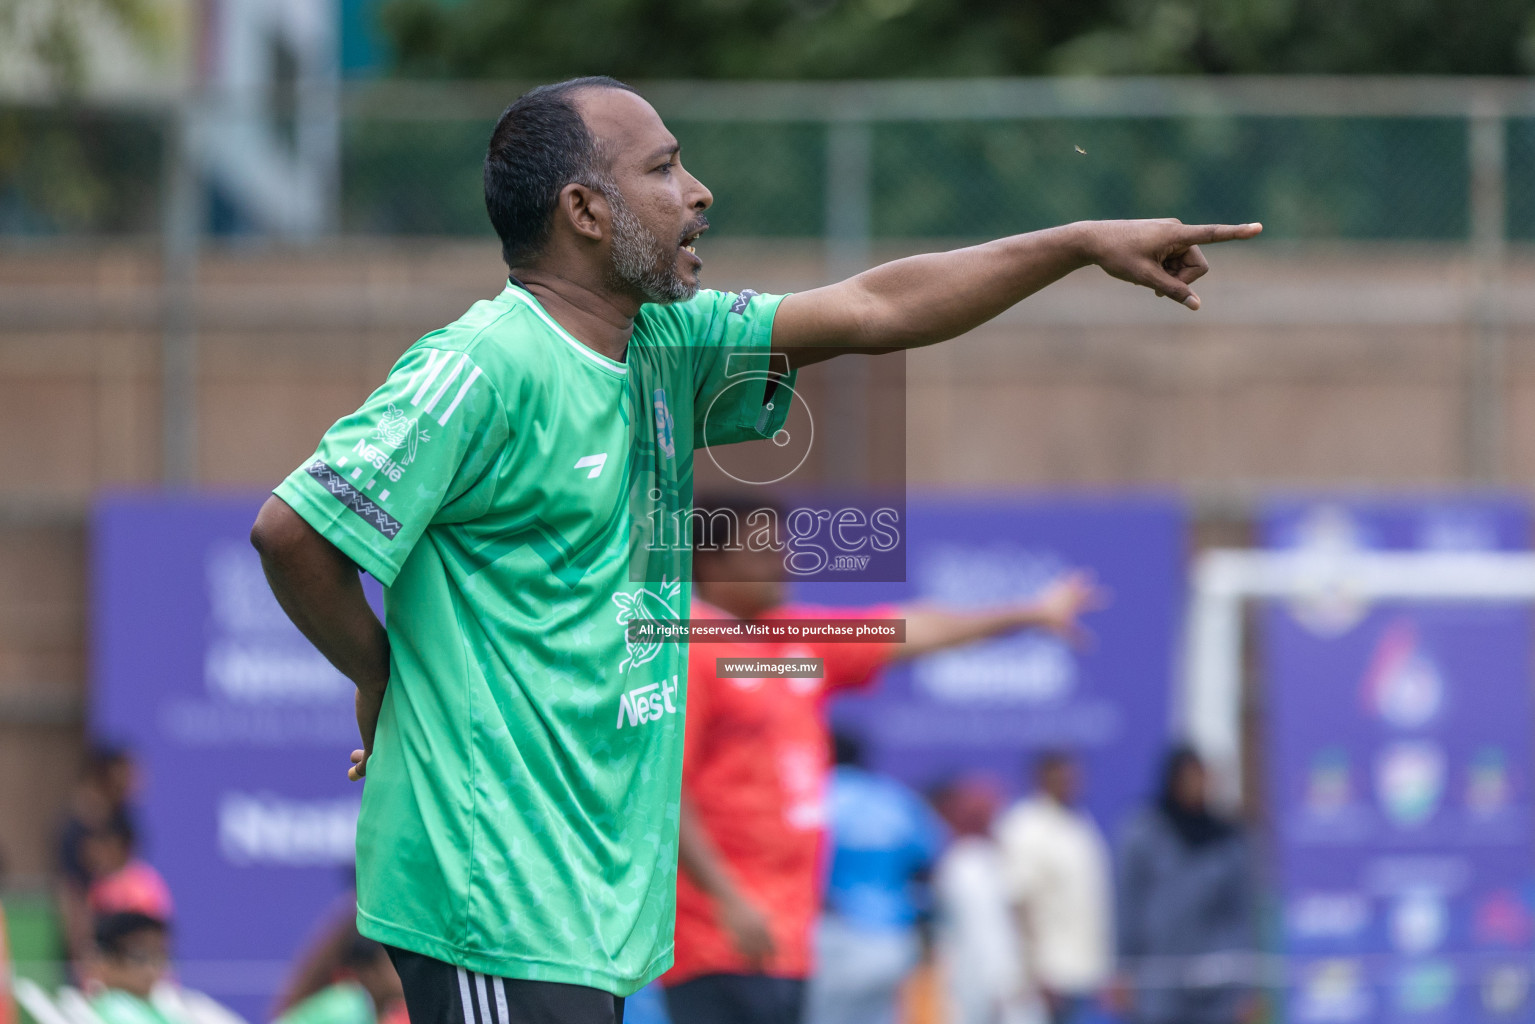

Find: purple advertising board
<box><xmin>804</xmin><ymin>494</ymin><xmax>1186</xmax><ymax>837</ymax></box>
<box><xmin>92</xmin><ymin>492</ymin><xmax>1183</xmax><ymax>1020</ymax></box>
<box><xmin>93</xmin><ymin>494</ymin><xmax>374</xmax><ymax>1023</ymax></box>
<box><xmin>1262</xmin><ymin>497</ymin><xmax>1535</xmax><ymax>1024</ymax></box>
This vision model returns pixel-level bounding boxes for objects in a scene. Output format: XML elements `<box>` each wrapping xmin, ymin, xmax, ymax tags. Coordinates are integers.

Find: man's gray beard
<box><xmin>605</xmin><ymin>188</ymin><xmax>697</xmax><ymax>304</ymax></box>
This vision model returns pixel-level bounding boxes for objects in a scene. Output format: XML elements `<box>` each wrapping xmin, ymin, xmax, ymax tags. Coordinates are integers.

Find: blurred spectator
<box><xmin>669</xmin><ymin>495</ymin><xmax>1100</xmax><ymax>1024</ymax></box>
<box><xmin>59</xmin><ymin>746</ymin><xmax>139</xmax><ymax>887</ymax></box>
<box><xmin>1114</xmin><ymin>747</ymin><xmax>1257</xmax><ymax>1024</ymax></box>
<box><xmin>274</xmin><ymin>925</ymin><xmax>405</xmax><ymax>1024</ymax></box>
<box><xmin>618</xmin><ymin>983</ymin><xmax>672</xmax><ymax>1024</ymax></box>
<box><xmin>86</xmin><ymin>824</ymin><xmax>173</xmax><ymax>925</ymax></box>
<box><xmin>995</xmin><ymin>752</ymin><xmax>1113</xmax><ymax>1024</ymax></box>
<box><xmin>275</xmin><ymin>889</ymin><xmax>406</xmax><ymax>1024</ymax></box>
<box><xmin>930</xmin><ymin>777</ymin><xmax>1043</xmax><ymax>1024</ymax></box>
<box><xmin>84</xmin><ymin>876</ymin><xmax>245</xmax><ymax>1024</ymax></box>
<box><xmin>275</xmin><ymin>895</ymin><xmax>366</xmax><ymax>1017</ymax></box>
<box><xmin>802</xmin><ymin>733</ymin><xmax>946</xmax><ymax>1024</ymax></box>
<box><xmin>88</xmin><ymin>911</ymin><xmax>176</xmax><ymax>1024</ymax></box>
<box><xmin>57</xmin><ymin>746</ymin><xmax>140</xmax><ymax>966</ymax></box>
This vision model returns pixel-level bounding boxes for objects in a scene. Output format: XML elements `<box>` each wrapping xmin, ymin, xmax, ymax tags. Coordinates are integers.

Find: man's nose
<box><xmin>684</xmin><ymin>168</ymin><xmax>713</xmax><ymax>212</ymax></box>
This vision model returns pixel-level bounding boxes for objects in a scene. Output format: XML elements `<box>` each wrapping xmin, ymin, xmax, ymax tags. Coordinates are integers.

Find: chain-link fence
<box><xmin>342</xmin><ymin>111</ymin><xmax>1495</xmax><ymax>241</ymax></box>
<box><xmin>8</xmin><ymin>77</ymin><xmax>1528</xmax><ymax>488</ymax></box>
<box><xmin>4</xmin><ymin>78</ymin><xmax>1535</xmax><ymax>243</ymax></box>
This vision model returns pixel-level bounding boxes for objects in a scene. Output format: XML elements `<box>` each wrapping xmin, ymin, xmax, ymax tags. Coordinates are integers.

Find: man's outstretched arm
<box><xmin>250</xmin><ymin>495</ymin><xmax>391</xmax><ymax>780</ymax></box>
<box><xmin>771</xmin><ymin>219</ymin><xmax>1262</xmax><ymax>367</ymax></box>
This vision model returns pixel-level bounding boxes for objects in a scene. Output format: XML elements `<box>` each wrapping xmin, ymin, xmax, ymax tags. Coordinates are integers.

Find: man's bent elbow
<box><xmin>250</xmin><ymin>495</ymin><xmax>303</xmax><ymax>559</ymax></box>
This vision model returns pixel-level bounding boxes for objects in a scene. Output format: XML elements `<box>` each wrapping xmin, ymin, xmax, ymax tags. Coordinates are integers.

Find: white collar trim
<box><xmin>503</xmin><ymin>284</ymin><xmax>627</xmax><ymax>376</ymax></box>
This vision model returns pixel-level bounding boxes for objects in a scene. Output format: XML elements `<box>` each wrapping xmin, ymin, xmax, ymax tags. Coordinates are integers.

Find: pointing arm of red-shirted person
<box><xmin>894</xmin><ymin>572</ymin><xmax>1110</xmax><ymax>661</ymax></box>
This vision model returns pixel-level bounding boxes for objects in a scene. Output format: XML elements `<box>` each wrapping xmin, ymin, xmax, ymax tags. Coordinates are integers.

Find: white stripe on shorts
<box><xmin>491</xmin><ymin>977</ymin><xmax>509</xmax><ymax>1024</ymax></box>
<box><xmin>474</xmin><ymin>971</ymin><xmax>493</xmax><ymax>1024</ymax></box>
<box><xmin>455</xmin><ymin>968</ymin><xmax>475</xmax><ymax>1024</ymax></box>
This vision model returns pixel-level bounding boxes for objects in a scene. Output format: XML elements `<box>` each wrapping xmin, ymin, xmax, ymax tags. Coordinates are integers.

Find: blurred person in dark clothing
<box><xmin>59</xmin><ymin>747</ymin><xmax>139</xmax><ymax>886</ymax></box>
<box><xmin>85</xmin><ymin>823</ymin><xmax>173</xmax><ymax>929</ymax></box>
<box><xmin>1114</xmin><ymin>747</ymin><xmax>1257</xmax><ymax>1024</ymax></box>
<box><xmin>57</xmin><ymin>746</ymin><xmax>140</xmax><ymax>967</ymax></box>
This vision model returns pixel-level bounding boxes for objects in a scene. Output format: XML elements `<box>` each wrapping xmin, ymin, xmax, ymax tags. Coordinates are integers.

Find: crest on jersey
<box><xmin>612</xmin><ymin>579</ymin><xmax>682</xmax><ymax>673</ymax></box>
<box><xmin>372</xmin><ymin>404</ymin><xmax>430</xmax><ymax>465</ymax></box>
<box><xmin>653</xmin><ymin>388</ymin><xmax>676</xmax><ymax>460</ymax></box>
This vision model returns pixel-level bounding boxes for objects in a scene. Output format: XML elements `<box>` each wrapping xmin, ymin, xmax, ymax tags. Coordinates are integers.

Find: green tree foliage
<box><xmin>0</xmin><ymin>0</ymin><xmax>168</xmax><ymax>93</ymax></box>
<box><xmin>379</xmin><ymin>0</ymin><xmax>1535</xmax><ymax>79</ymax></box>
<box><xmin>0</xmin><ymin>0</ymin><xmax>171</xmax><ymax>232</ymax></box>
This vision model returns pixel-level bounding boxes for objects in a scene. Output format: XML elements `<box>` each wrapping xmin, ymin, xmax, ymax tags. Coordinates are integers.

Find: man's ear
<box><xmin>558</xmin><ymin>182</ymin><xmax>607</xmax><ymax>243</ymax></box>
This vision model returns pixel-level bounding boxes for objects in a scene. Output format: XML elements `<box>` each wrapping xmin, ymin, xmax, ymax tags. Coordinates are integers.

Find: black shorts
<box><xmin>386</xmin><ymin>946</ymin><xmax>625</xmax><ymax>1024</ymax></box>
<box><xmin>664</xmin><ymin>973</ymin><xmax>805</xmax><ymax>1024</ymax></box>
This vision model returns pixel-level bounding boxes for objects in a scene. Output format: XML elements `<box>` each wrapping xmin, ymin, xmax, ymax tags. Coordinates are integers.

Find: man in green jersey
<box><xmin>251</xmin><ymin>75</ymin><xmax>1260</xmax><ymax>1024</ymax></box>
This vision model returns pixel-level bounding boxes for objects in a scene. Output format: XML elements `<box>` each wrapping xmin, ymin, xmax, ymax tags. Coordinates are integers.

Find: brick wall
<box><xmin>1</xmin><ymin>238</ymin><xmax>1530</xmax><ymax>878</ymax></box>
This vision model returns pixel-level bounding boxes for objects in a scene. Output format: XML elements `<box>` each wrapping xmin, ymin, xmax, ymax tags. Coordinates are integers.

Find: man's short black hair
<box><xmin>95</xmin><ymin>911</ymin><xmax>166</xmax><ymax>956</ymax></box>
<box><xmin>484</xmin><ymin>76</ymin><xmax>638</xmax><ymax>270</ymax></box>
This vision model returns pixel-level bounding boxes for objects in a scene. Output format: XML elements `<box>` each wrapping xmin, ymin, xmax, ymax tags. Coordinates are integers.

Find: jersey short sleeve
<box><xmin>639</xmin><ymin>289</ymin><xmax>798</xmax><ymax>449</ymax></box>
<box><xmin>272</xmin><ymin>344</ymin><xmax>508</xmax><ymax>587</ymax></box>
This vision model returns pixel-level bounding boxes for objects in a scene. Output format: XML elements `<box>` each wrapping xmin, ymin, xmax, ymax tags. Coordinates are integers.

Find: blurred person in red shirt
<box><xmin>661</xmin><ymin>496</ymin><xmax>1104</xmax><ymax>1024</ymax></box>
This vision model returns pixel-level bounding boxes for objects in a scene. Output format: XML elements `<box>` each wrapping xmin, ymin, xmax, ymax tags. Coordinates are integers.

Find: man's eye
<box><xmin>656</xmin><ymin>163</ymin><xmax>673</xmax><ymax>174</ymax></box>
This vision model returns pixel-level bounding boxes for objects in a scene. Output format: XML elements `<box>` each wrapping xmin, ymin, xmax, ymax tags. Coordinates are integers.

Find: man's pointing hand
<box><xmin>1082</xmin><ymin>219</ymin><xmax>1263</xmax><ymax>311</ymax></box>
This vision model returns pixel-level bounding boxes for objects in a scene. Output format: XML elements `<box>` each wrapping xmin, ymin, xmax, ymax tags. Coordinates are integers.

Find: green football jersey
<box><xmin>273</xmin><ymin>282</ymin><xmax>794</xmax><ymax>995</ymax></box>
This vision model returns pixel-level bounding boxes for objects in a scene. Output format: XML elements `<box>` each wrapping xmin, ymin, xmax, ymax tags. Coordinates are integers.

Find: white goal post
<box><xmin>1182</xmin><ymin>549</ymin><xmax>1535</xmax><ymax>808</ymax></box>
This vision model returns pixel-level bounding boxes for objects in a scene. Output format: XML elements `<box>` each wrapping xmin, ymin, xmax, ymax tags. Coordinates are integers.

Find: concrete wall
<box><xmin>3</xmin><ymin>238</ymin><xmax>1533</xmax><ymax>878</ymax></box>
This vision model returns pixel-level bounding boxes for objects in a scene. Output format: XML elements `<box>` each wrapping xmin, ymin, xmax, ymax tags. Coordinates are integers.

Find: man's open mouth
<box><xmin>680</xmin><ymin>222</ymin><xmax>708</xmax><ymax>254</ymax></box>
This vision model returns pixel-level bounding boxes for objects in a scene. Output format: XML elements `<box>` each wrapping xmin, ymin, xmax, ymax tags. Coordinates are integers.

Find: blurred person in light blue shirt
<box><xmin>805</xmin><ymin>732</ymin><xmax>947</xmax><ymax>1024</ymax></box>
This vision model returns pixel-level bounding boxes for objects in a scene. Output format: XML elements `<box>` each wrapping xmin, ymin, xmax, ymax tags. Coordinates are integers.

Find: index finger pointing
<box><xmin>1184</xmin><ymin>222</ymin><xmax>1263</xmax><ymax>244</ymax></box>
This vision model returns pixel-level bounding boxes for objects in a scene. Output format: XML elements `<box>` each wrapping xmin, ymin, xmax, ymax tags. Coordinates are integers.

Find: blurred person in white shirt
<box><xmin>995</xmin><ymin>752</ymin><xmax>1113</xmax><ymax>1024</ymax></box>
<box><xmin>932</xmin><ymin>777</ymin><xmax>1045</xmax><ymax>1024</ymax></box>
